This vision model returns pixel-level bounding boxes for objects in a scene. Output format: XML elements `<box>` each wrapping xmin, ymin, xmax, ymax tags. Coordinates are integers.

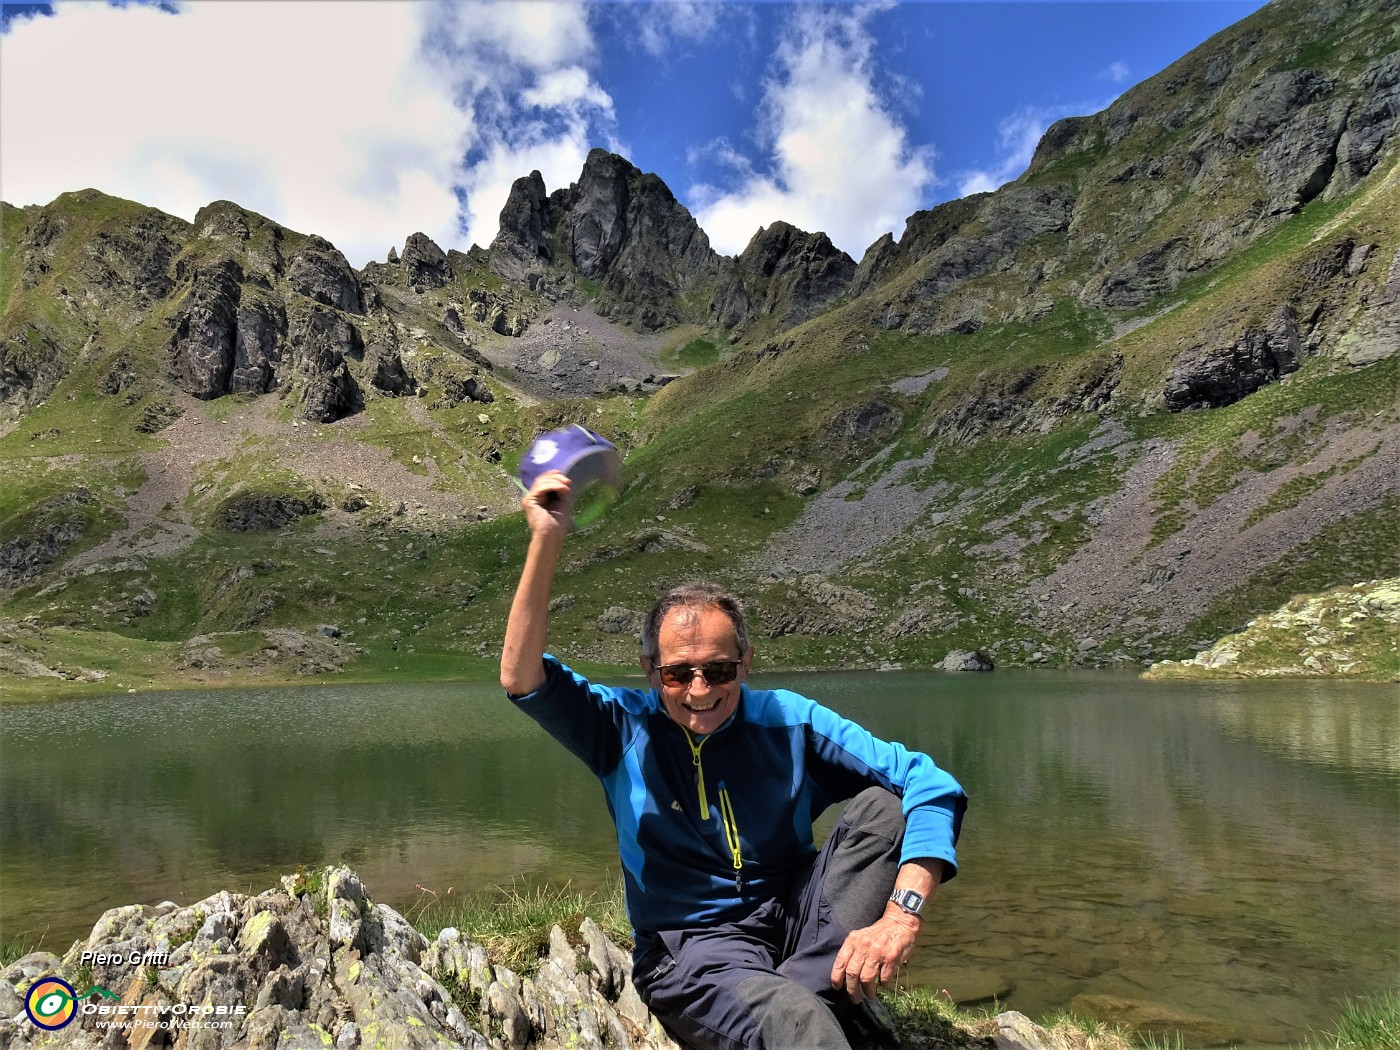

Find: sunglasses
<box><xmin>656</xmin><ymin>660</ymin><xmax>741</xmax><ymax>688</ymax></box>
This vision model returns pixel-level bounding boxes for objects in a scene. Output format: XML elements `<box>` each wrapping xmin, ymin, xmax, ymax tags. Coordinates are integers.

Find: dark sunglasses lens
<box><xmin>659</xmin><ymin>661</ymin><xmax>739</xmax><ymax>686</ymax></box>
<box><xmin>702</xmin><ymin>661</ymin><xmax>739</xmax><ymax>684</ymax></box>
<box><xmin>659</xmin><ymin>665</ymin><xmax>690</xmax><ymax>686</ymax></box>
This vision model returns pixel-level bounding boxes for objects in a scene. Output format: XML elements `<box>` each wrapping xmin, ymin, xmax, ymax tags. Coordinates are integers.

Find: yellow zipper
<box><xmin>718</xmin><ymin>782</ymin><xmax>743</xmax><ymax>880</ymax></box>
<box><xmin>682</xmin><ymin>727</ymin><xmax>709</xmax><ymax>816</ymax></box>
<box><xmin>682</xmin><ymin>730</ymin><xmax>744</xmax><ymax>887</ymax></box>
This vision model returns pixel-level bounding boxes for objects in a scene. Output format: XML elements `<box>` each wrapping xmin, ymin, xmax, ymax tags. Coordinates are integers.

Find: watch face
<box><xmin>892</xmin><ymin>889</ymin><xmax>925</xmax><ymax>913</ymax></box>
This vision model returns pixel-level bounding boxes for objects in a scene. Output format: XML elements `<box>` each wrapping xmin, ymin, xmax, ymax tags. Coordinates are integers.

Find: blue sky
<box><xmin>1</xmin><ymin>0</ymin><xmax>1267</xmax><ymax>267</ymax></box>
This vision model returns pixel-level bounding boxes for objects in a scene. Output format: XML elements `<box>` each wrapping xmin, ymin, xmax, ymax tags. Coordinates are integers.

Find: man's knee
<box><xmin>844</xmin><ymin>787</ymin><xmax>903</xmax><ymax>840</ymax></box>
<box><xmin>738</xmin><ymin>973</ymin><xmax>850</xmax><ymax>1050</ymax></box>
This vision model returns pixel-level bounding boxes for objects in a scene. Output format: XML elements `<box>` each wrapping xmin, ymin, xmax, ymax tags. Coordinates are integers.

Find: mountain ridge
<box><xmin>1</xmin><ymin>0</ymin><xmax>1397</xmax><ymax>695</ymax></box>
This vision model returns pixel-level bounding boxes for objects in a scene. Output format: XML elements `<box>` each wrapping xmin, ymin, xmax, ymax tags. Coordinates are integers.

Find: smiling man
<box><xmin>502</xmin><ymin>470</ymin><xmax>967</xmax><ymax>1050</ymax></box>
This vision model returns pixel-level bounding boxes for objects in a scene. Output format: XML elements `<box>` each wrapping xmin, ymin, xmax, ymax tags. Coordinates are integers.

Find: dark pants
<box><xmin>633</xmin><ymin>788</ymin><xmax>905</xmax><ymax>1050</ymax></box>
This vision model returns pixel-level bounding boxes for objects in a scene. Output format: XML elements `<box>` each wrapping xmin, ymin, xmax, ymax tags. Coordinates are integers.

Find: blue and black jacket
<box><xmin>511</xmin><ymin>655</ymin><xmax>967</xmax><ymax>960</ymax></box>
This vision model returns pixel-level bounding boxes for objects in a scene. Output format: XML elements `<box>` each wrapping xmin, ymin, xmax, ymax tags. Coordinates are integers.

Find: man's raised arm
<box><xmin>501</xmin><ymin>470</ymin><xmax>572</xmax><ymax>697</ymax></box>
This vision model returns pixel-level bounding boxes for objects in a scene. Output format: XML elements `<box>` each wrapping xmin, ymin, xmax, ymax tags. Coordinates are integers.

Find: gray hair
<box><xmin>641</xmin><ymin>582</ymin><xmax>750</xmax><ymax>661</ymax></box>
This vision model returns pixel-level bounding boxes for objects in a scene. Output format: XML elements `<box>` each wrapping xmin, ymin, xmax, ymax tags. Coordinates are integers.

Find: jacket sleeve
<box><xmin>506</xmin><ymin>654</ymin><xmax>631</xmax><ymax>777</ymax></box>
<box><xmin>800</xmin><ymin>695</ymin><xmax>967</xmax><ymax>879</ymax></box>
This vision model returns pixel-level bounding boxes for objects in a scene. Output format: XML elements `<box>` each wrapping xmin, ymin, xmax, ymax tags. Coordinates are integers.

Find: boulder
<box><xmin>219</xmin><ymin>491</ymin><xmax>327</xmax><ymax>531</ymax></box>
<box><xmin>430</xmin><ymin>375</ymin><xmax>494</xmax><ymax>408</ymax></box>
<box><xmin>596</xmin><ymin>606</ymin><xmax>644</xmax><ymax>636</ymax></box>
<box><xmin>941</xmin><ymin>649</ymin><xmax>995</xmax><ymax>672</ymax></box>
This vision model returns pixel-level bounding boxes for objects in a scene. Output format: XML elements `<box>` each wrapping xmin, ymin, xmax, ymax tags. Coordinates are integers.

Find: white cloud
<box><xmin>688</xmin><ymin>2</ymin><xmax>934</xmax><ymax>259</ymax></box>
<box><xmin>954</xmin><ymin>99</ymin><xmax>1111</xmax><ymax>198</ymax></box>
<box><xmin>409</xmin><ymin>0</ymin><xmax>621</xmax><ymax>251</ymax></box>
<box><xmin>0</xmin><ymin>0</ymin><xmax>621</xmax><ymax>267</ymax></box>
<box><xmin>1101</xmin><ymin>60</ymin><xmax>1132</xmax><ymax>84</ymax></box>
<box><xmin>631</xmin><ymin>0</ymin><xmax>723</xmax><ymax>58</ymax></box>
<box><xmin>523</xmin><ymin>67</ymin><xmax>615</xmax><ymax>118</ymax></box>
<box><xmin>956</xmin><ymin>108</ymin><xmax>1053</xmax><ymax>197</ymax></box>
<box><xmin>1</xmin><ymin>1</ymin><xmax>469</xmax><ymax>267</ymax></box>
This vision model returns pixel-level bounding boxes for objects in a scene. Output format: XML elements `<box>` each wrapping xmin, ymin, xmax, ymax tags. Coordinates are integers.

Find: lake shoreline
<box><xmin>5</xmin><ymin>647</ymin><xmax>1394</xmax><ymax>706</ymax></box>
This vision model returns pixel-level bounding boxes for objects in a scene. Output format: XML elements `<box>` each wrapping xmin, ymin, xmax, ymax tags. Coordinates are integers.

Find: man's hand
<box><xmin>830</xmin><ymin>910</ymin><xmax>920</xmax><ymax>1003</ymax></box>
<box><xmin>522</xmin><ymin>470</ymin><xmax>573</xmax><ymax>541</ymax></box>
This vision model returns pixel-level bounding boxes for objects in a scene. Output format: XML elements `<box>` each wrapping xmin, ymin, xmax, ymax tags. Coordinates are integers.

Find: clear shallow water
<box><xmin>2</xmin><ymin>670</ymin><xmax>1396</xmax><ymax>1043</ymax></box>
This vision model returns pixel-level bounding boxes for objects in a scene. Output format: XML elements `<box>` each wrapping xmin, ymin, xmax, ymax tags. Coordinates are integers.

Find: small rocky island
<box><xmin>1</xmin><ymin>868</ymin><xmax>1100</xmax><ymax>1050</ymax></box>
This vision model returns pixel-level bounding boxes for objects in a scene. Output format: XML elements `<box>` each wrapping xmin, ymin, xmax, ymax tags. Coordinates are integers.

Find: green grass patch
<box><xmin>411</xmin><ymin>879</ymin><xmax>631</xmax><ymax>977</ymax></box>
<box><xmin>666</xmin><ymin>337</ymin><xmax>722</xmax><ymax>371</ymax></box>
<box><xmin>0</xmin><ymin>930</ymin><xmax>38</xmax><ymax>967</ymax></box>
<box><xmin>1307</xmin><ymin>992</ymin><xmax>1400</xmax><ymax>1050</ymax></box>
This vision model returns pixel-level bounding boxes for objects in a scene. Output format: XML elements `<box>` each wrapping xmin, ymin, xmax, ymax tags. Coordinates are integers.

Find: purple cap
<box><xmin>518</xmin><ymin>425</ymin><xmax>622</xmax><ymax>499</ymax></box>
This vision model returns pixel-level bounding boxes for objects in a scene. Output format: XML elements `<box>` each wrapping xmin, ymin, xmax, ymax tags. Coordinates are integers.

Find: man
<box><xmin>501</xmin><ymin>471</ymin><xmax>967</xmax><ymax>1050</ymax></box>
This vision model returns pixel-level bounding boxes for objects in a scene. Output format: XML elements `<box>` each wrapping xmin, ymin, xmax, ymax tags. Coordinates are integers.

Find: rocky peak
<box><xmin>287</xmin><ymin>234</ymin><xmax>363</xmax><ymax>314</ymax></box>
<box><xmin>401</xmin><ymin>232</ymin><xmax>453</xmax><ymax>290</ymax></box>
<box><xmin>487</xmin><ymin>170</ymin><xmax>552</xmax><ymax>284</ymax></box>
<box><xmin>488</xmin><ymin>149</ymin><xmax>718</xmax><ymax>330</ymax></box>
<box><xmin>711</xmin><ymin>221</ymin><xmax>856</xmax><ymax>329</ymax></box>
<box><xmin>194</xmin><ymin>200</ymin><xmax>252</xmax><ymax>243</ymax></box>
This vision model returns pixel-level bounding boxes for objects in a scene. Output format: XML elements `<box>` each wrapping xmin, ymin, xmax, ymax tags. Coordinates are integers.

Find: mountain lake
<box><xmin>2</xmin><ymin>669</ymin><xmax>1395</xmax><ymax>1044</ymax></box>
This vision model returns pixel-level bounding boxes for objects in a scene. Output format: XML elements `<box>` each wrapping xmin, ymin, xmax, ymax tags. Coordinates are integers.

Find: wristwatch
<box><xmin>889</xmin><ymin>888</ymin><xmax>925</xmax><ymax>916</ymax></box>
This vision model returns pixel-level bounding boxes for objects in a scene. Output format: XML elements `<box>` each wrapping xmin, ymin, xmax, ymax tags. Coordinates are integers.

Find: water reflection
<box><xmin>1</xmin><ymin>673</ymin><xmax>1395</xmax><ymax>1045</ymax></box>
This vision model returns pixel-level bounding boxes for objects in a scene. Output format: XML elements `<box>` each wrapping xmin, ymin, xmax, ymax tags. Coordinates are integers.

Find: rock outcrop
<box><xmin>0</xmin><ymin>489</ymin><xmax>95</xmax><ymax>589</ymax></box>
<box><xmin>848</xmin><ymin>0</ymin><xmax>1398</xmax><ymax>338</ymax></box>
<box><xmin>0</xmin><ymin>867</ymin><xmax>682</xmax><ymax>1050</ymax></box>
<box><xmin>287</xmin><ymin>236</ymin><xmax>364</xmax><ymax>314</ymax></box>
<box><xmin>1145</xmin><ymin>578</ymin><xmax>1400</xmax><ymax>680</ymax></box>
<box><xmin>402</xmin><ymin>232</ymin><xmax>453</xmax><ymax>291</ymax></box>
<box><xmin>168</xmin><ymin>257</ymin><xmax>245</xmax><ymax>400</ymax></box>
<box><xmin>218</xmin><ymin>490</ymin><xmax>327</xmax><ymax>532</ymax></box>
<box><xmin>487</xmin><ymin>171</ymin><xmax>552</xmax><ymax>285</ymax></box>
<box><xmin>1162</xmin><ymin>232</ymin><xmax>1394</xmax><ymax>410</ymax></box>
<box><xmin>1163</xmin><ymin>304</ymin><xmax>1301</xmax><ymax>410</ymax></box>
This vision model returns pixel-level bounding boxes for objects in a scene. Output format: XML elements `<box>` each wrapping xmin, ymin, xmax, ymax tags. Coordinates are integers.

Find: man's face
<box><xmin>643</xmin><ymin>605</ymin><xmax>752</xmax><ymax>736</ymax></box>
